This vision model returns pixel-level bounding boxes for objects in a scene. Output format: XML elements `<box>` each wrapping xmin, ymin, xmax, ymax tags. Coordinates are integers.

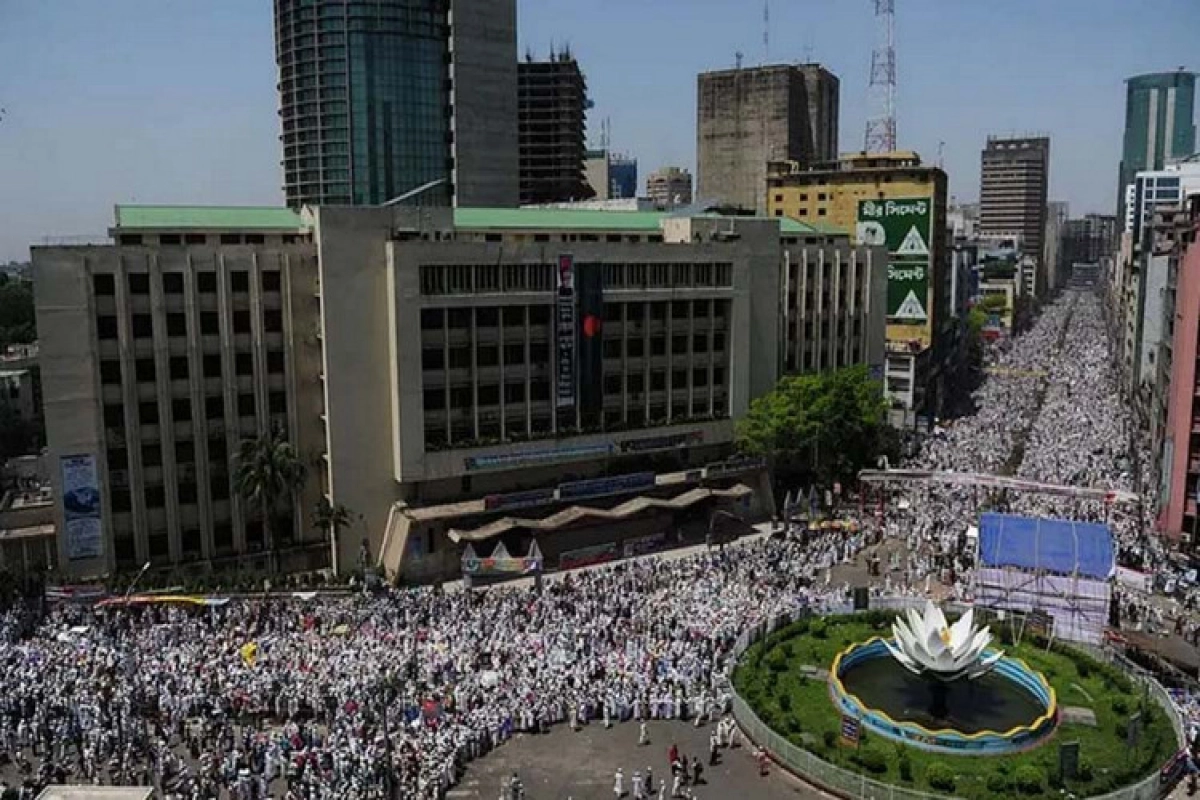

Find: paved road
<box><xmin>452</xmin><ymin>718</ymin><xmax>826</xmax><ymax>800</ymax></box>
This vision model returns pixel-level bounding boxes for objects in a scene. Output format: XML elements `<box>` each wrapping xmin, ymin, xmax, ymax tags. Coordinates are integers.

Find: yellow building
<box><xmin>767</xmin><ymin>151</ymin><xmax>951</xmax><ymax>424</ymax></box>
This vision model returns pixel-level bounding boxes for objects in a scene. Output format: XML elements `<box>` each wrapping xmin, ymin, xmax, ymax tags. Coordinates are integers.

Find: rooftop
<box><xmin>113</xmin><ymin>205</ymin><xmax>304</xmax><ymax>231</ymax></box>
<box><xmin>111</xmin><ymin>205</ymin><xmax>841</xmax><ymax>237</ymax></box>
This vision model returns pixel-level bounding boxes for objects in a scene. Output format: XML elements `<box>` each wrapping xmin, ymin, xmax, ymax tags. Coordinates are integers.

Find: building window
<box><xmin>231</xmin><ymin>271</ymin><xmax>250</xmax><ymax>292</ymax></box>
<box><xmin>128</xmin><ymin>273</ymin><xmax>150</xmax><ymax>295</ymax></box>
<box><xmin>205</xmin><ymin>396</ymin><xmax>225</xmax><ymax>419</ymax></box>
<box><xmin>236</xmin><ymin>353</ymin><xmax>253</xmax><ymax>376</ymax></box>
<box><xmin>261</xmin><ymin>270</ymin><xmax>282</xmax><ymax>291</ymax></box>
<box><xmin>103</xmin><ymin>404</ymin><xmax>125</xmax><ymax>428</ymax></box>
<box><xmin>264</xmin><ymin>310</ymin><xmax>283</xmax><ymax>333</ymax></box>
<box><xmin>135</xmin><ymin>358</ymin><xmax>155</xmax><ymax>382</ymax></box>
<box><xmin>93</xmin><ymin>274</ymin><xmax>116</xmax><ymax>296</ymax></box>
<box><xmin>139</xmin><ymin>401</ymin><xmax>159</xmax><ymax>425</ymax></box>
<box><xmin>233</xmin><ymin>310</ymin><xmax>252</xmax><ymax>334</ymax></box>
<box><xmin>267</xmin><ymin>351</ymin><xmax>285</xmax><ymax>374</ymax></box>
<box><xmin>197</xmin><ymin>272</ymin><xmax>218</xmax><ymax>293</ymax></box>
<box><xmin>237</xmin><ymin>393</ymin><xmax>256</xmax><ymax>416</ymax></box>
<box><xmin>132</xmin><ymin>314</ymin><xmax>153</xmax><ymax>338</ymax></box>
<box><xmin>100</xmin><ymin>360</ymin><xmax>122</xmax><ymax>384</ymax></box>
<box><xmin>172</xmin><ymin>398</ymin><xmax>192</xmax><ymax>422</ymax></box>
<box><xmin>268</xmin><ymin>391</ymin><xmax>287</xmax><ymax>413</ymax></box>
<box><xmin>166</xmin><ymin>313</ymin><xmax>187</xmax><ymax>337</ymax></box>
<box><xmin>169</xmin><ymin>356</ymin><xmax>188</xmax><ymax>380</ymax></box>
<box><xmin>162</xmin><ymin>273</ymin><xmax>184</xmax><ymax>294</ymax></box>
<box><xmin>141</xmin><ymin>442</ymin><xmax>162</xmax><ymax>467</ymax></box>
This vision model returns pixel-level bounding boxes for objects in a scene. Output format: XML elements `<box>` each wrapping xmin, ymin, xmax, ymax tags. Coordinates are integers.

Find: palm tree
<box><xmin>314</xmin><ymin>497</ymin><xmax>356</xmax><ymax>575</ymax></box>
<box><xmin>233</xmin><ymin>423</ymin><xmax>306</xmax><ymax>573</ymax></box>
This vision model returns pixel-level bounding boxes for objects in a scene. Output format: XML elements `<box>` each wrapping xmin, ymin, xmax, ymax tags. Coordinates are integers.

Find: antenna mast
<box><xmin>864</xmin><ymin>0</ymin><xmax>897</xmax><ymax>153</ymax></box>
<box><xmin>763</xmin><ymin>1</ymin><xmax>770</xmax><ymax>64</ymax></box>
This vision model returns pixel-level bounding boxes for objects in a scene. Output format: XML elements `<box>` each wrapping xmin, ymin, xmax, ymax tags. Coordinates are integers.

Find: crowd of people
<box><xmin>1</xmin><ymin>289</ymin><xmax>1198</xmax><ymax>799</ymax></box>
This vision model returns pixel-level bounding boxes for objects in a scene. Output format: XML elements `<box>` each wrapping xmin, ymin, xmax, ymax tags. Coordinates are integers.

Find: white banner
<box><xmin>61</xmin><ymin>454</ymin><xmax>103</xmax><ymax>561</ymax></box>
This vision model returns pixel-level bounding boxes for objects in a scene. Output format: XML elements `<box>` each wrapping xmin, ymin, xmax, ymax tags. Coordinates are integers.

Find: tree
<box><xmin>735</xmin><ymin>365</ymin><xmax>894</xmax><ymax>490</ymax></box>
<box><xmin>0</xmin><ymin>280</ymin><xmax>35</xmax><ymax>350</ymax></box>
<box><xmin>314</xmin><ymin>497</ymin><xmax>357</xmax><ymax>574</ymax></box>
<box><xmin>233</xmin><ymin>424</ymin><xmax>306</xmax><ymax>572</ymax></box>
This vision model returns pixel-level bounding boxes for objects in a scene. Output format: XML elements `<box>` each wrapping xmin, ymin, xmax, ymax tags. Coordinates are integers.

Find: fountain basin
<box><xmin>830</xmin><ymin>638</ymin><xmax>1058</xmax><ymax>755</ymax></box>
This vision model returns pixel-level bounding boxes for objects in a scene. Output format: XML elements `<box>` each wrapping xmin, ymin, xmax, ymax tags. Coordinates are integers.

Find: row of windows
<box><xmin>103</xmin><ymin>391</ymin><xmax>287</xmax><ymax>427</ymax></box>
<box><xmin>424</xmin><ymin>400</ymin><xmax>729</xmax><ymax>448</ymax></box>
<box><xmin>96</xmin><ymin>309</ymin><xmax>283</xmax><ymax>340</ymax></box>
<box><xmin>94</xmin><ymin>270</ymin><xmax>282</xmax><ymax>296</ymax></box>
<box><xmin>418</xmin><ymin>261</ymin><xmax>733</xmax><ymax>296</ymax></box>
<box><xmin>100</xmin><ymin>351</ymin><xmax>286</xmax><ymax>384</ymax></box>
<box><xmin>417</xmin><ymin>301</ymin><xmax>730</xmax><ymax>333</ymax></box>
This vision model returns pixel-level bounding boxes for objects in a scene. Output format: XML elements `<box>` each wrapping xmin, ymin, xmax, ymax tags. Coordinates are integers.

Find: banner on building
<box><xmin>857</xmin><ymin>197</ymin><xmax>932</xmax><ymax>324</ymax></box>
<box><xmin>556</xmin><ymin>254</ymin><xmax>577</xmax><ymax>412</ymax></box>
<box><xmin>60</xmin><ymin>454</ymin><xmax>103</xmax><ymax>561</ymax></box>
<box><xmin>483</xmin><ymin>488</ymin><xmax>557</xmax><ymax>513</ymax></box>
<box><xmin>558</xmin><ymin>472</ymin><xmax>656</xmax><ymax>503</ymax></box>
<box><xmin>576</xmin><ymin>261</ymin><xmax>605</xmax><ymax>418</ymax></box>
<box><xmin>559</xmin><ymin>542</ymin><xmax>618</xmax><ymax>570</ymax></box>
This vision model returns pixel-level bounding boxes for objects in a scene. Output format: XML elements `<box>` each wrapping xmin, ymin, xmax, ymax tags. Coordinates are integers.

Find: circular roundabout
<box><xmin>733</xmin><ymin>606</ymin><xmax>1181</xmax><ymax>798</ymax></box>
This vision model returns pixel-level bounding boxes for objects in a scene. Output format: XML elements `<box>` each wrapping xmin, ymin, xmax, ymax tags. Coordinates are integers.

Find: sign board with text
<box><xmin>858</xmin><ymin>197</ymin><xmax>934</xmax><ymax>349</ymax></box>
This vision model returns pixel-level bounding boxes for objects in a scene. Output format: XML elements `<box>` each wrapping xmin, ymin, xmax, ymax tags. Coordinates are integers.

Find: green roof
<box><xmin>454</xmin><ymin>207</ymin><xmax>842</xmax><ymax>236</ymax></box>
<box><xmin>453</xmin><ymin>207</ymin><xmax>667</xmax><ymax>231</ymax></box>
<box><xmin>114</xmin><ymin>205</ymin><xmax>303</xmax><ymax>231</ymax></box>
<box><xmin>109</xmin><ymin>204</ymin><xmax>845</xmax><ymax>238</ymax></box>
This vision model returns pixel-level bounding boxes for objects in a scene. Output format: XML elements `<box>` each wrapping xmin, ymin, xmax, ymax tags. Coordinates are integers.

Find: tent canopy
<box><xmin>978</xmin><ymin>512</ymin><xmax>1113</xmax><ymax>580</ymax></box>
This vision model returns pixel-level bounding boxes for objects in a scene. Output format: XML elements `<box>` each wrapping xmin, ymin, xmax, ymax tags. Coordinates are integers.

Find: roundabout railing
<box><xmin>726</xmin><ymin>597</ymin><xmax>1187</xmax><ymax>800</ymax></box>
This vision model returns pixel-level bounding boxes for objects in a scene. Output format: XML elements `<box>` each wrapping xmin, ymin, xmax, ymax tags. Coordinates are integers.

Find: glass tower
<box><xmin>275</xmin><ymin>0</ymin><xmax>452</xmax><ymax>207</ymax></box>
<box><xmin>1118</xmin><ymin>71</ymin><xmax>1196</xmax><ymax>218</ymax></box>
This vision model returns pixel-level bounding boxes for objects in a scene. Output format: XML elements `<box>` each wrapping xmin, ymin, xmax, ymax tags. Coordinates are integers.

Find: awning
<box><xmin>446</xmin><ymin>484</ymin><xmax>752</xmax><ymax>543</ymax></box>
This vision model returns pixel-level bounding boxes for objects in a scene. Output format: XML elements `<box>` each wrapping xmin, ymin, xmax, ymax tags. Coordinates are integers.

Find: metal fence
<box><xmin>728</xmin><ymin>603</ymin><xmax>1186</xmax><ymax>800</ymax></box>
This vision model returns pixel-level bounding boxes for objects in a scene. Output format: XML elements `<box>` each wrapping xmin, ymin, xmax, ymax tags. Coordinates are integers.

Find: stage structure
<box><xmin>972</xmin><ymin>513</ymin><xmax>1114</xmax><ymax>645</ymax></box>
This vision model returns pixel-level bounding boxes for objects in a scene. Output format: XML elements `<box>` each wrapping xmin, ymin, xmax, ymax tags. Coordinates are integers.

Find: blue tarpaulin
<box><xmin>978</xmin><ymin>512</ymin><xmax>1114</xmax><ymax>579</ymax></box>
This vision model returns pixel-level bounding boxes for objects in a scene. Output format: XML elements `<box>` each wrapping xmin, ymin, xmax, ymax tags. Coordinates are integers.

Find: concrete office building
<box><xmin>584</xmin><ymin>150</ymin><xmax>638</xmax><ymax>201</ymax></box>
<box><xmin>1118</xmin><ymin>71</ymin><xmax>1197</xmax><ymax>220</ymax></box>
<box><xmin>518</xmin><ymin>54</ymin><xmax>591</xmax><ymax>205</ymax></box>
<box><xmin>274</xmin><ymin>0</ymin><xmax>518</xmax><ymax>208</ymax></box>
<box><xmin>1157</xmin><ymin>197</ymin><xmax>1200</xmax><ymax>544</ymax></box>
<box><xmin>1127</xmin><ymin>161</ymin><xmax>1200</xmax><ymax>247</ymax></box>
<box><xmin>32</xmin><ymin>208</ymin><xmax>326</xmax><ymax>577</ymax></box>
<box><xmin>979</xmin><ymin>136</ymin><xmax>1050</xmax><ymax>296</ymax></box>
<box><xmin>35</xmin><ymin>205</ymin><xmax>885</xmax><ymax>580</ymax></box>
<box><xmin>767</xmin><ymin>151</ymin><xmax>951</xmax><ymax>426</ymax></box>
<box><xmin>697</xmin><ymin>64</ymin><xmax>839</xmax><ymax>214</ymax></box>
<box><xmin>1062</xmin><ymin>214</ymin><xmax>1119</xmax><ymax>267</ymax></box>
<box><xmin>646</xmin><ymin>167</ymin><xmax>693</xmax><ymax>210</ymax></box>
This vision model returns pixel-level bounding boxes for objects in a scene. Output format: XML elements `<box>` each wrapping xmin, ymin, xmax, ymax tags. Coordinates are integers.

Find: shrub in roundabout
<box><xmin>925</xmin><ymin>763</ymin><xmax>956</xmax><ymax>792</ymax></box>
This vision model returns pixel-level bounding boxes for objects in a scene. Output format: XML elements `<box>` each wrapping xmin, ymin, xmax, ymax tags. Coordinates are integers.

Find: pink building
<box><xmin>1159</xmin><ymin>208</ymin><xmax>1200</xmax><ymax>544</ymax></box>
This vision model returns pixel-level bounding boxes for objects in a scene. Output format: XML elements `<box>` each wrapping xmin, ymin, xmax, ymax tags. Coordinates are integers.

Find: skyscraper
<box><xmin>1118</xmin><ymin>71</ymin><xmax>1197</xmax><ymax>219</ymax></box>
<box><xmin>696</xmin><ymin>64</ymin><xmax>839</xmax><ymax>213</ymax></box>
<box><xmin>979</xmin><ymin>136</ymin><xmax>1050</xmax><ymax>294</ymax></box>
<box><xmin>274</xmin><ymin>0</ymin><xmax>518</xmax><ymax>209</ymax></box>
<box><xmin>517</xmin><ymin>53</ymin><xmax>590</xmax><ymax>205</ymax></box>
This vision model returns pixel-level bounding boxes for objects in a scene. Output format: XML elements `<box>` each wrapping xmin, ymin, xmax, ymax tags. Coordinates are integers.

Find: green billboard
<box><xmin>856</xmin><ymin>197</ymin><xmax>932</xmax><ymax>323</ymax></box>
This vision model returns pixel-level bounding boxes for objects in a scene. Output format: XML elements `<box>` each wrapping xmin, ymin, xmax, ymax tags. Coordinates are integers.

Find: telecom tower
<box><xmin>864</xmin><ymin>0</ymin><xmax>897</xmax><ymax>153</ymax></box>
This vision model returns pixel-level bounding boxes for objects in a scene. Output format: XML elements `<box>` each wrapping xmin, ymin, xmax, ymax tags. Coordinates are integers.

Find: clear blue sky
<box><xmin>0</xmin><ymin>0</ymin><xmax>1196</xmax><ymax>262</ymax></box>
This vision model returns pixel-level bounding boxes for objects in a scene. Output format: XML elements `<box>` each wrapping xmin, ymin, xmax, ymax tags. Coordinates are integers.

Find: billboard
<box><xmin>60</xmin><ymin>454</ymin><xmax>103</xmax><ymax>561</ymax></box>
<box><xmin>857</xmin><ymin>197</ymin><xmax>932</xmax><ymax>325</ymax></box>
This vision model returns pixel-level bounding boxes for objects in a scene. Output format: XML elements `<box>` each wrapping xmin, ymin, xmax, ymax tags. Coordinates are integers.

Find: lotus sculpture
<box><xmin>883</xmin><ymin>601</ymin><xmax>1002</xmax><ymax>683</ymax></box>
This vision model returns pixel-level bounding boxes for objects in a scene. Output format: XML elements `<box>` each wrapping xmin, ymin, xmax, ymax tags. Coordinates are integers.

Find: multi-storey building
<box><xmin>979</xmin><ymin>136</ymin><xmax>1050</xmax><ymax>296</ymax></box>
<box><xmin>1118</xmin><ymin>71</ymin><xmax>1197</xmax><ymax>220</ymax></box>
<box><xmin>1062</xmin><ymin>214</ymin><xmax>1119</xmax><ymax>268</ymax></box>
<box><xmin>518</xmin><ymin>54</ymin><xmax>590</xmax><ymax>204</ymax></box>
<box><xmin>767</xmin><ymin>151</ymin><xmax>951</xmax><ymax>426</ymax></box>
<box><xmin>35</xmin><ymin>205</ymin><xmax>886</xmax><ymax>580</ymax></box>
<box><xmin>274</xmin><ymin>0</ymin><xmax>518</xmax><ymax>208</ymax></box>
<box><xmin>1157</xmin><ymin>196</ymin><xmax>1200</xmax><ymax>545</ymax></box>
<box><xmin>697</xmin><ymin>64</ymin><xmax>839</xmax><ymax>214</ymax></box>
<box><xmin>646</xmin><ymin>167</ymin><xmax>693</xmax><ymax>210</ymax></box>
<box><xmin>32</xmin><ymin>208</ymin><xmax>326</xmax><ymax>577</ymax></box>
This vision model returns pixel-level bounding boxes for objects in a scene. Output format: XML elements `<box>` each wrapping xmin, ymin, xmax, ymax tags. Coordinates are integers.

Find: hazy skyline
<box><xmin>0</xmin><ymin>0</ymin><xmax>1197</xmax><ymax>262</ymax></box>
